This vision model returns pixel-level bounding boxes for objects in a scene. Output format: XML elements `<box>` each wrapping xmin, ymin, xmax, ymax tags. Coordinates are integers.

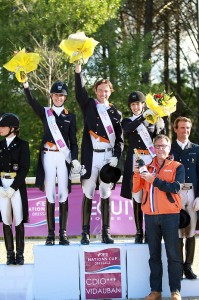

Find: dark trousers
<box><xmin>145</xmin><ymin>213</ymin><xmax>181</xmax><ymax>293</ymax></box>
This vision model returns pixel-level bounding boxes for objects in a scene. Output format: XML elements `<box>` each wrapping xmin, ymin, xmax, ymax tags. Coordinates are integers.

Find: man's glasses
<box><xmin>154</xmin><ymin>145</ymin><xmax>169</xmax><ymax>149</ymax></box>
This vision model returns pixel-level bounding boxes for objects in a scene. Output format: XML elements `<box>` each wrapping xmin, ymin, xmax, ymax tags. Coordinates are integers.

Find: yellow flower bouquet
<box><xmin>59</xmin><ymin>32</ymin><xmax>99</xmax><ymax>64</ymax></box>
<box><xmin>3</xmin><ymin>48</ymin><xmax>41</xmax><ymax>83</ymax></box>
<box><xmin>145</xmin><ymin>92</ymin><xmax>177</xmax><ymax>124</ymax></box>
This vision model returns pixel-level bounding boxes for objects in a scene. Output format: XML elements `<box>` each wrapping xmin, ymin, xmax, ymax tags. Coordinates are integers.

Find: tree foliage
<box><xmin>0</xmin><ymin>0</ymin><xmax>198</xmax><ymax>175</ymax></box>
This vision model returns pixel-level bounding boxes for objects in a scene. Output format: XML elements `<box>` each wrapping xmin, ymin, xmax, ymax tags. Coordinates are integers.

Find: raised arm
<box><xmin>75</xmin><ymin>63</ymin><xmax>91</xmax><ymax>114</ymax></box>
<box><xmin>23</xmin><ymin>82</ymin><xmax>45</xmax><ymax>119</ymax></box>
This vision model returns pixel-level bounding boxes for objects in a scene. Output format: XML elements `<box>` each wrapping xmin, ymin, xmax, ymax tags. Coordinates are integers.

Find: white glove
<box><xmin>193</xmin><ymin>197</ymin><xmax>199</xmax><ymax>211</ymax></box>
<box><xmin>108</xmin><ymin>157</ymin><xmax>118</xmax><ymax>167</ymax></box>
<box><xmin>156</xmin><ymin>117</ymin><xmax>165</xmax><ymax>134</ymax></box>
<box><xmin>0</xmin><ymin>187</ymin><xmax>7</xmax><ymax>198</ymax></box>
<box><xmin>5</xmin><ymin>187</ymin><xmax>15</xmax><ymax>198</ymax></box>
<box><xmin>143</xmin><ymin>109</ymin><xmax>156</xmax><ymax>118</ymax></box>
<box><xmin>71</xmin><ymin>159</ymin><xmax>81</xmax><ymax>174</ymax></box>
<box><xmin>23</xmin><ymin>81</ymin><xmax>29</xmax><ymax>88</ymax></box>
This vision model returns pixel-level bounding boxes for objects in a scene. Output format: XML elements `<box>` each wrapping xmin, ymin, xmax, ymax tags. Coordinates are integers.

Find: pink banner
<box><xmin>2</xmin><ymin>184</ymin><xmax>197</xmax><ymax>237</ymax></box>
<box><xmin>84</xmin><ymin>248</ymin><xmax>122</xmax><ymax>299</ymax></box>
<box><xmin>0</xmin><ymin>184</ymin><xmax>136</xmax><ymax>237</ymax></box>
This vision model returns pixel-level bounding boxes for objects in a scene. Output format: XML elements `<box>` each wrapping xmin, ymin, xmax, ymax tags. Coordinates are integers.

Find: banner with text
<box><xmin>1</xmin><ymin>185</ymin><xmax>197</xmax><ymax>237</ymax></box>
<box><xmin>80</xmin><ymin>245</ymin><xmax>126</xmax><ymax>299</ymax></box>
<box><xmin>0</xmin><ymin>184</ymin><xmax>136</xmax><ymax>237</ymax></box>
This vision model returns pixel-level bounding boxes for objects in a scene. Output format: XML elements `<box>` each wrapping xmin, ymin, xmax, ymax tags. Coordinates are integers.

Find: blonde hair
<box><xmin>173</xmin><ymin>116</ymin><xmax>192</xmax><ymax>129</ymax></box>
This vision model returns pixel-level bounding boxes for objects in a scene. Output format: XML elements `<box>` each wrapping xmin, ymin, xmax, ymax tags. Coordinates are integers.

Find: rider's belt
<box><xmin>89</xmin><ymin>130</ymin><xmax>109</xmax><ymax>144</ymax></box>
<box><xmin>182</xmin><ymin>183</ymin><xmax>193</xmax><ymax>190</ymax></box>
<box><xmin>43</xmin><ymin>147</ymin><xmax>59</xmax><ymax>152</ymax></box>
<box><xmin>93</xmin><ymin>148</ymin><xmax>112</xmax><ymax>153</ymax></box>
<box><xmin>136</xmin><ymin>149</ymin><xmax>150</xmax><ymax>155</ymax></box>
<box><xmin>1</xmin><ymin>172</ymin><xmax>17</xmax><ymax>179</ymax></box>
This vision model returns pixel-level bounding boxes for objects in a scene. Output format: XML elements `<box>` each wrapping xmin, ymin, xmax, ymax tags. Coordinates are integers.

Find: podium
<box><xmin>126</xmin><ymin>242</ymin><xmax>199</xmax><ymax>298</ymax></box>
<box><xmin>33</xmin><ymin>244</ymin><xmax>80</xmax><ymax>300</ymax></box>
<box><xmin>0</xmin><ymin>241</ymin><xmax>199</xmax><ymax>299</ymax></box>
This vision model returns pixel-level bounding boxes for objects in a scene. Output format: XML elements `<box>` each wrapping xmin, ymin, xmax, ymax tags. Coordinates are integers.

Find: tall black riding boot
<box><xmin>133</xmin><ymin>200</ymin><xmax>143</xmax><ymax>244</ymax></box>
<box><xmin>15</xmin><ymin>222</ymin><xmax>25</xmax><ymax>265</ymax></box>
<box><xmin>178</xmin><ymin>238</ymin><xmax>184</xmax><ymax>279</ymax></box>
<box><xmin>3</xmin><ymin>223</ymin><xmax>15</xmax><ymax>265</ymax></box>
<box><xmin>101</xmin><ymin>198</ymin><xmax>114</xmax><ymax>244</ymax></box>
<box><xmin>45</xmin><ymin>200</ymin><xmax>55</xmax><ymax>246</ymax></box>
<box><xmin>59</xmin><ymin>200</ymin><xmax>70</xmax><ymax>245</ymax></box>
<box><xmin>183</xmin><ymin>236</ymin><xmax>197</xmax><ymax>279</ymax></box>
<box><xmin>81</xmin><ymin>195</ymin><xmax>92</xmax><ymax>245</ymax></box>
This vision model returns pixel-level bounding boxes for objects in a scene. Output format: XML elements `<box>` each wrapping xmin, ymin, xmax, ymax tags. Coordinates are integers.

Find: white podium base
<box><xmin>33</xmin><ymin>244</ymin><xmax>80</xmax><ymax>300</ymax></box>
<box><xmin>126</xmin><ymin>243</ymin><xmax>199</xmax><ymax>298</ymax></box>
<box><xmin>0</xmin><ymin>264</ymin><xmax>33</xmax><ymax>300</ymax></box>
<box><xmin>0</xmin><ymin>242</ymin><xmax>198</xmax><ymax>299</ymax></box>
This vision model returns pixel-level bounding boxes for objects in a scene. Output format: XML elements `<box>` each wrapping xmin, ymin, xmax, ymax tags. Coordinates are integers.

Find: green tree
<box><xmin>0</xmin><ymin>0</ymin><xmax>121</xmax><ymax>175</ymax></box>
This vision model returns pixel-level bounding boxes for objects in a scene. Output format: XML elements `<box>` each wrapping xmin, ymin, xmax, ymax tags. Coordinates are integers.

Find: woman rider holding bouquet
<box><xmin>120</xmin><ymin>91</ymin><xmax>166</xmax><ymax>243</ymax></box>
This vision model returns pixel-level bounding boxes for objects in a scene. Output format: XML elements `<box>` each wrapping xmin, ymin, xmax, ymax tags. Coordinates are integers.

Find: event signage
<box><xmin>0</xmin><ymin>184</ymin><xmax>198</xmax><ymax>237</ymax></box>
<box><xmin>84</xmin><ymin>248</ymin><xmax>122</xmax><ymax>299</ymax></box>
<box><xmin>0</xmin><ymin>185</ymin><xmax>137</xmax><ymax>236</ymax></box>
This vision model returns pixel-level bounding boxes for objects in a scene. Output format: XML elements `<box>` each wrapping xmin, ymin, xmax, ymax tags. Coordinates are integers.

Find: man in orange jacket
<box><xmin>133</xmin><ymin>134</ymin><xmax>185</xmax><ymax>300</ymax></box>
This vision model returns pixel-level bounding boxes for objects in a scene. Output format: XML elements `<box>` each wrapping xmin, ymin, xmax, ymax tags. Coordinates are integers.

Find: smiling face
<box><xmin>51</xmin><ymin>93</ymin><xmax>66</xmax><ymax>107</ymax></box>
<box><xmin>174</xmin><ymin>121</ymin><xmax>191</xmax><ymax>143</ymax></box>
<box><xmin>95</xmin><ymin>83</ymin><xmax>112</xmax><ymax>104</ymax></box>
<box><xmin>154</xmin><ymin>137</ymin><xmax>171</xmax><ymax>163</ymax></box>
<box><xmin>130</xmin><ymin>101</ymin><xmax>145</xmax><ymax>115</ymax></box>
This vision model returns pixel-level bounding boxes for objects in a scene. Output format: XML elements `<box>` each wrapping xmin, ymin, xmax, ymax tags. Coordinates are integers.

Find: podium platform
<box><xmin>0</xmin><ymin>242</ymin><xmax>199</xmax><ymax>299</ymax></box>
<box><xmin>0</xmin><ymin>264</ymin><xmax>33</xmax><ymax>300</ymax></box>
<box><xmin>126</xmin><ymin>242</ymin><xmax>199</xmax><ymax>298</ymax></box>
<box><xmin>33</xmin><ymin>244</ymin><xmax>80</xmax><ymax>300</ymax></box>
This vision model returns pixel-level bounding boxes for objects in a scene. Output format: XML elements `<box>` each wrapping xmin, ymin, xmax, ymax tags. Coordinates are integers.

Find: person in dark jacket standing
<box><xmin>0</xmin><ymin>113</ymin><xmax>30</xmax><ymax>265</ymax></box>
<box><xmin>120</xmin><ymin>91</ymin><xmax>166</xmax><ymax>243</ymax></box>
<box><xmin>171</xmin><ymin>116</ymin><xmax>199</xmax><ymax>279</ymax></box>
<box><xmin>23</xmin><ymin>80</ymin><xmax>80</xmax><ymax>246</ymax></box>
<box><xmin>75</xmin><ymin>63</ymin><xmax>124</xmax><ymax>245</ymax></box>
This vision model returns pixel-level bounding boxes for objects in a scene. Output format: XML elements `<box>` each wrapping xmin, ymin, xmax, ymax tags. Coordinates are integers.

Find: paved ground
<box><xmin>0</xmin><ymin>236</ymin><xmax>199</xmax><ymax>299</ymax></box>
